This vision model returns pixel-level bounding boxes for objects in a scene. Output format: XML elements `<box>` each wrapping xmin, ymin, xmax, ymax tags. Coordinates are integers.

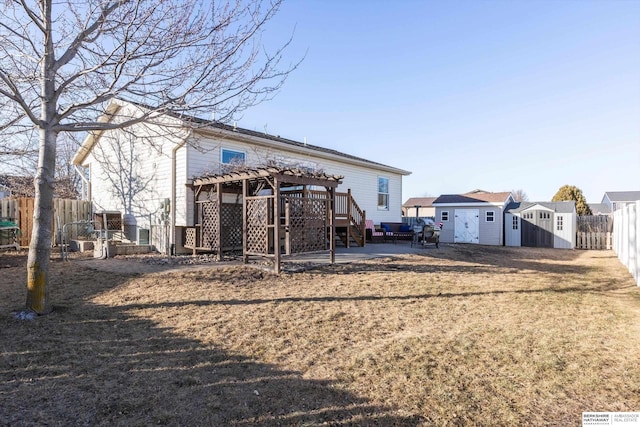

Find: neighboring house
<box><xmin>505</xmin><ymin>201</ymin><xmax>577</xmax><ymax>249</ymax></box>
<box><xmin>72</xmin><ymin>99</ymin><xmax>411</xmax><ymax>251</ymax></box>
<box><xmin>588</xmin><ymin>203</ymin><xmax>611</xmax><ymax>216</ymax></box>
<box><xmin>601</xmin><ymin>191</ymin><xmax>640</xmax><ymax>212</ymax></box>
<box><xmin>402</xmin><ymin>197</ymin><xmax>436</xmax><ymax>218</ymax></box>
<box><xmin>432</xmin><ymin>190</ymin><xmax>515</xmax><ymax>245</ymax></box>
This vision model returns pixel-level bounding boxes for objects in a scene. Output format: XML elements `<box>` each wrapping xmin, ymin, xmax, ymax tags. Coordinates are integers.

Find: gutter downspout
<box><xmin>171</xmin><ymin>133</ymin><xmax>190</xmax><ymax>255</ymax></box>
<box><xmin>74</xmin><ymin>165</ymin><xmax>90</xmax><ymax>201</ymax></box>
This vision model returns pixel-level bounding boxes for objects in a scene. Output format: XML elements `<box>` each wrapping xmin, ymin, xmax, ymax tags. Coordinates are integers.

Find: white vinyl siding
<box><xmin>185</xmin><ymin>134</ymin><xmax>405</xmax><ymax>225</ymax></box>
<box><xmin>436</xmin><ymin>205</ymin><xmax>505</xmax><ymax>245</ymax></box>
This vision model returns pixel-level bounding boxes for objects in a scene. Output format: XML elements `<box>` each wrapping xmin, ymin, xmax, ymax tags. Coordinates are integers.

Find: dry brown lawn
<box><xmin>1</xmin><ymin>245</ymin><xmax>639</xmax><ymax>426</ymax></box>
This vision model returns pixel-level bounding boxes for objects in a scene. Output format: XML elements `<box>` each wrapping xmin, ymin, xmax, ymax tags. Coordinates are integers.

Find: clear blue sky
<box><xmin>238</xmin><ymin>0</ymin><xmax>640</xmax><ymax>203</ymax></box>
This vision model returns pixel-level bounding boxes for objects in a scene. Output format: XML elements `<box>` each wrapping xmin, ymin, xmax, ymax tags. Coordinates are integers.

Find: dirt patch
<box><xmin>1</xmin><ymin>245</ymin><xmax>639</xmax><ymax>426</ymax></box>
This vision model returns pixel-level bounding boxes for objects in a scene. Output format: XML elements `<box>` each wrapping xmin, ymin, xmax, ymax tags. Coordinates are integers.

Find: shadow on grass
<box><xmin>0</xmin><ymin>262</ymin><xmax>422</xmax><ymax>426</ymax></box>
<box><xmin>111</xmin><ymin>281</ymin><xmax>638</xmax><ymax>312</ymax></box>
<box><xmin>321</xmin><ymin>244</ymin><xmax>595</xmax><ymax>276</ymax></box>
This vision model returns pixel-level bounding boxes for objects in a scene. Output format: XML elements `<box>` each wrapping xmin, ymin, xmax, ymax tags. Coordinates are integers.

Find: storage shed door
<box><xmin>522</xmin><ymin>210</ymin><xmax>553</xmax><ymax>248</ymax></box>
<box><xmin>454</xmin><ymin>209</ymin><xmax>480</xmax><ymax>243</ymax></box>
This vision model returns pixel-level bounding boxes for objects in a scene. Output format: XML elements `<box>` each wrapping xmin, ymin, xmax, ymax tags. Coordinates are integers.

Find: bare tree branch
<box><xmin>0</xmin><ymin>0</ymin><xmax>300</xmax><ymax>313</ymax></box>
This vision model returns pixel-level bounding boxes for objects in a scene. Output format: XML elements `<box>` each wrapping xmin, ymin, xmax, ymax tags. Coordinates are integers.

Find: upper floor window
<box><xmin>377</xmin><ymin>177</ymin><xmax>389</xmax><ymax>210</ymax></box>
<box><xmin>486</xmin><ymin>211</ymin><xmax>495</xmax><ymax>222</ymax></box>
<box><xmin>221</xmin><ymin>148</ymin><xmax>246</xmax><ymax>165</ymax></box>
<box><xmin>441</xmin><ymin>211</ymin><xmax>449</xmax><ymax>222</ymax></box>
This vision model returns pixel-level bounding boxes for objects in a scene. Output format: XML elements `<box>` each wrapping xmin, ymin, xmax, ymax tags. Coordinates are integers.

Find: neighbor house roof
<box><xmin>588</xmin><ymin>203</ymin><xmax>611</xmax><ymax>215</ymax></box>
<box><xmin>402</xmin><ymin>197</ymin><xmax>436</xmax><ymax>208</ymax></box>
<box><xmin>601</xmin><ymin>191</ymin><xmax>640</xmax><ymax>203</ymax></box>
<box><xmin>433</xmin><ymin>191</ymin><xmax>513</xmax><ymax>205</ymax></box>
<box><xmin>73</xmin><ymin>99</ymin><xmax>412</xmax><ymax>176</ymax></box>
<box><xmin>505</xmin><ymin>201</ymin><xmax>576</xmax><ymax>214</ymax></box>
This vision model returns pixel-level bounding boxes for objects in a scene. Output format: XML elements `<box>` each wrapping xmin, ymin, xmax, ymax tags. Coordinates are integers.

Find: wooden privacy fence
<box><xmin>613</xmin><ymin>201</ymin><xmax>639</xmax><ymax>286</ymax></box>
<box><xmin>0</xmin><ymin>198</ymin><xmax>92</xmax><ymax>247</ymax></box>
<box><xmin>576</xmin><ymin>232</ymin><xmax>613</xmax><ymax>250</ymax></box>
<box><xmin>576</xmin><ymin>215</ymin><xmax>613</xmax><ymax>250</ymax></box>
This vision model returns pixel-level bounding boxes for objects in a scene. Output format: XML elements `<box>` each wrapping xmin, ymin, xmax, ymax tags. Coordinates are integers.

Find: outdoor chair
<box><xmin>365</xmin><ymin>219</ymin><xmax>385</xmax><ymax>243</ymax></box>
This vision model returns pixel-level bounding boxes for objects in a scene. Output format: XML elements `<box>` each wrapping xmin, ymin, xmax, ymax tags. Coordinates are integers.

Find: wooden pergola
<box><xmin>186</xmin><ymin>166</ymin><xmax>344</xmax><ymax>273</ymax></box>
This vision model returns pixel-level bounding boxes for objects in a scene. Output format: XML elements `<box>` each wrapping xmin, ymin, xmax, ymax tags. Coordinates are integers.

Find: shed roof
<box><xmin>505</xmin><ymin>201</ymin><xmax>576</xmax><ymax>214</ymax></box>
<box><xmin>433</xmin><ymin>191</ymin><xmax>513</xmax><ymax>205</ymax></box>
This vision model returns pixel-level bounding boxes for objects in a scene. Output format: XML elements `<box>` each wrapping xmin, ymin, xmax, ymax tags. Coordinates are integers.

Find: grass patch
<box><xmin>1</xmin><ymin>246</ymin><xmax>639</xmax><ymax>425</ymax></box>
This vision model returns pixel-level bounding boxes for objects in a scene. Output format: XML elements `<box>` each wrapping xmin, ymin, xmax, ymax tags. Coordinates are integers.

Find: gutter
<box><xmin>194</xmin><ymin>126</ymin><xmax>412</xmax><ymax>176</ymax></box>
<box><xmin>73</xmin><ymin>165</ymin><xmax>91</xmax><ymax>201</ymax></box>
<box><xmin>171</xmin><ymin>131</ymin><xmax>190</xmax><ymax>255</ymax></box>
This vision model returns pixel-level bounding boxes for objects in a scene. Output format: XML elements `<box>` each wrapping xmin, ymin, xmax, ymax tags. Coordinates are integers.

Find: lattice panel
<box><xmin>221</xmin><ymin>203</ymin><xmax>243</xmax><ymax>248</ymax></box>
<box><xmin>201</xmin><ymin>201</ymin><xmax>219</xmax><ymax>250</ymax></box>
<box><xmin>184</xmin><ymin>227</ymin><xmax>197</xmax><ymax>248</ymax></box>
<box><xmin>286</xmin><ymin>197</ymin><xmax>327</xmax><ymax>254</ymax></box>
<box><xmin>246</xmin><ymin>198</ymin><xmax>270</xmax><ymax>254</ymax></box>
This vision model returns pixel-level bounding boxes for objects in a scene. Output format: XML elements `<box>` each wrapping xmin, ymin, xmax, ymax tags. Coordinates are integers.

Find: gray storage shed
<box><xmin>505</xmin><ymin>201</ymin><xmax>577</xmax><ymax>249</ymax></box>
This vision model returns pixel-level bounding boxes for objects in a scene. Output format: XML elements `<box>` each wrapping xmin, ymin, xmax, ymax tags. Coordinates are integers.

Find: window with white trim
<box><xmin>512</xmin><ymin>216</ymin><xmax>518</xmax><ymax>230</ymax></box>
<box><xmin>377</xmin><ymin>177</ymin><xmax>389</xmax><ymax>210</ymax></box>
<box><xmin>557</xmin><ymin>215</ymin><xmax>564</xmax><ymax>231</ymax></box>
<box><xmin>221</xmin><ymin>148</ymin><xmax>246</xmax><ymax>165</ymax></box>
<box><xmin>486</xmin><ymin>211</ymin><xmax>495</xmax><ymax>222</ymax></box>
<box><xmin>441</xmin><ymin>211</ymin><xmax>449</xmax><ymax>222</ymax></box>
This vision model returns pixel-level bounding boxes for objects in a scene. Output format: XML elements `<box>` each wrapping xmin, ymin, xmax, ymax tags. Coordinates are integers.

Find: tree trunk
<box><xmin>26</xmin><ymin>0</ymin><xmax>56</xmax><ymax>314</ymax></box>
<box><xmin>26</xmin><ymin>127</ymin><xmax>57</xmax><ymax>314</ymax></box>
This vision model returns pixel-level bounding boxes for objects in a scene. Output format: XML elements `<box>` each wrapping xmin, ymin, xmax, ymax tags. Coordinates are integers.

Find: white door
<box><xmin>454</xmin><ymin>209</ymin><xmax>479</xmax><ymax>243</ymax></box>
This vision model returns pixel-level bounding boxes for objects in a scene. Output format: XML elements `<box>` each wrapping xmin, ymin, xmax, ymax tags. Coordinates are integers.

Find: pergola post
<box><xmin>242</xmin><ymin>179</ymin><xmax>248</xmax><ymax>264</ymax></box>
<box><xmin>216</xmin><ymin>182</ymin><xmax>222</xmax><ymax>261</ymax></box>
<box><xmin>273</xmin><ymin>177</ymin><xmax>281</xmax><ymax>274</ymax></box>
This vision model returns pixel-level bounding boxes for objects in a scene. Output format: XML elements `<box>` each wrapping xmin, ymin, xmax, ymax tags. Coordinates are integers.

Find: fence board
<box><xmin>0</xmin><ymin>198</ymin><xmax>91</xmax><ymax>247</ymax></box>
<box><xmin>613</xmin><ymin>201</ymin><xmax>640</xmax><ymax>286</ymax></box>
<box><xmin>576</xmin><ymin>232</ymin><xmax>613</xmax><ymax>250</ymax></box>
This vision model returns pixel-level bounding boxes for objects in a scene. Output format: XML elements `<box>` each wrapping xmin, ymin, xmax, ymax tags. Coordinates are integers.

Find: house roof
<box><xmin>402</xmin><ymin>197</ymin><xmax>436</xmax><ymax>208</ymax></box>
<box><xmin>588</xmin><ymin>203</ymin><xmax>611</xmax><ymax>215</ymax></box>
<box><xmin>73</xmin><ymin>99</ymin><xmax>411</xmax><ymax>176</ymax></box>
<box><xmin>602</xmin><ymin>191</ymin><xmax>640</xmax><ymax>203</ymax></box>
<box><xmin>433</xmin><ymin>191</ymin><xmax>513</xmax><ymax>205</ymax></box>
<box><xmin>506</xmin><ymin>201</ymin><xmax>576</xmax><ymax>214</ymax></box>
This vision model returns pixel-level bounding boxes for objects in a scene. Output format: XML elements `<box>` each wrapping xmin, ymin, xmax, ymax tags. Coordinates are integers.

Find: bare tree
<box><xmin>511</xmin><ymin>189</ymin><xmax>529</xmax><ymax>202</ymax></box>
<box><xmin>0</xmin><ymin>0</ymin><xmax>297</xmax><ymax>314</ymax></box>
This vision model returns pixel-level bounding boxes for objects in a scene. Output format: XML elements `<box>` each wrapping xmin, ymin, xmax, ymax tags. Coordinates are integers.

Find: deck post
<box><xmin>362</xmin><ymin>209</ymin><xmax>366</xmax><ymax>247</ymax></box>
<box><xmin>329</xmin><ymin>187</ymin><xmax>336</xmax><ymax>264</ymax></box>
<box><xmin>346</xmin><ymin>189</ymin><xmax>352</xmax><ymax>248</ymax></box>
